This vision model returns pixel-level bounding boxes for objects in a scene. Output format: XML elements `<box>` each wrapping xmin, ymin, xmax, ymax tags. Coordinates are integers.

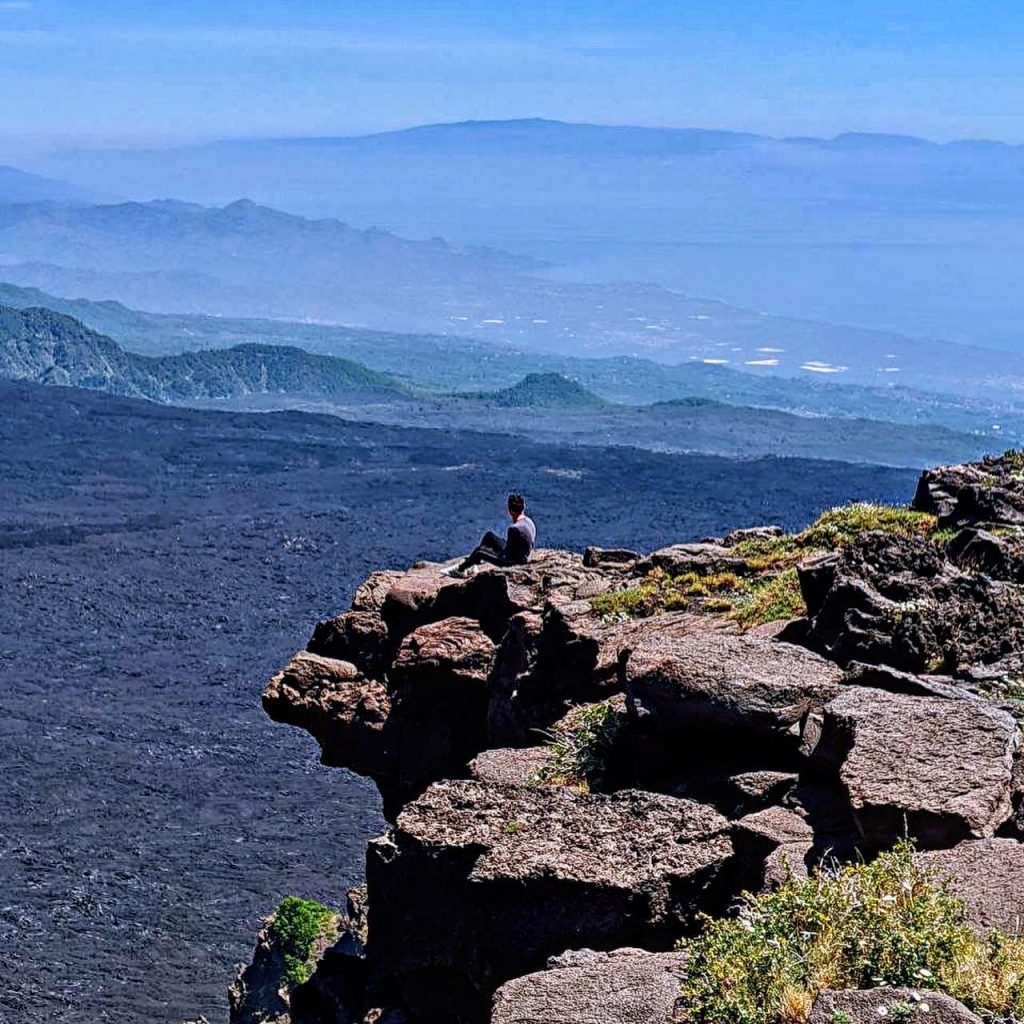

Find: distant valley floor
<box><xmin>0</xmin><ymin>383</ymin><xmax>920</xmax><ymax>1024</ymax></box>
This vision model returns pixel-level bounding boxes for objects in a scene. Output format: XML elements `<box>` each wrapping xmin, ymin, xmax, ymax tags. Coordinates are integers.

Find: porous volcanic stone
<box><xmin>814</xmin><ymin>688</ymin><xmax>1018</xmax><ymax>847</ymax></box>
<box><xmin>915</xmin><ymin>456</ymin><xmax>1024</xmax><ymax>528</ymax></box>
<box><xmin>390</xmin><ymin>617</ymin><xmax>496</xmax><ymax>693</ymax></box>
<box><xmin>351</xmin><ymin>570</ymin><xmax>405</xmax><ymax>613</ymax></box>
<box><xmin>809</xmin><ymin>987</ymin><xmax>982</xmax><ymax>1023</ymax></box>
<box><xmin>469</xmin><ymin>747</ymin><xmax>551</xmax><ymax>787</ymax></box>
<box><xmin>385</xmin><ymin>617</ymin><xmax>497</xmax><ymax>809</ymax></box>
<box><xmin>799</xmin><ymin>531</ymin><xmax>1024</xmax><ymax>673</ymax></box>
<box><xmin>918</xmin><ymin>838</ymin><xmax>1024</xmax><ymax>935</ymax></box>
<box><xmin>648</xmin><ymin>542</ymin><xmax>748</xmax><ymax>576</ymax></box>
<box><xmin>365</xmin><ymin>780</ymin><xmax>734</xmax><ymax>1022</ymax></box>
<box><xmin>380</xmin><ymin>551</ymin><xmax>616</xmax><ymax>645</ymax></box>
<box><xmin>490</xmin><ymin>947</ymin><xmax>687</xmax><ymax>1024</ymax></box>
<box><xmin>308</xmin><ymin>609</ymin><xmax>390</xmax><ymax>679</ymax></box>
<box><xmin>262</xmin><ymin>651</ymin><xmax>390</xmax><ymax>777</ymax></box>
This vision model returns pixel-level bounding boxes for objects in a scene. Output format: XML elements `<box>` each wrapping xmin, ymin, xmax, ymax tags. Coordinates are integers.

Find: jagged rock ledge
<box><xmin>232</xmin><ymin>453</ymin><xmax>1024</xmax><ymax>1024</ymax></box>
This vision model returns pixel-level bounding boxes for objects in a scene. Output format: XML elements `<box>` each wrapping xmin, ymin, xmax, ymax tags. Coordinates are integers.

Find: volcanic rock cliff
<box><xmin>232</xmin><ymin>452</ymin><xmax>1024</xmax><ymax>1024</ymax></box>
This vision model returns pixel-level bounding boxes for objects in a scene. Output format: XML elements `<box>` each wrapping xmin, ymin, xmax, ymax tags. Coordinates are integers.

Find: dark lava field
<box><xmin>0</xmin><ymin>381</ymin><xmax>921</xmax><ymax>1024</ymax></box>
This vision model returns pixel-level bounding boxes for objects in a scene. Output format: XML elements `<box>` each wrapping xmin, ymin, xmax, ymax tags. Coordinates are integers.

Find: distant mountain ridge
<box><xmin>0</xmin><ymin>281</ymin><xmax>1019</xmax><ymax>443</ymax></box>
<box><xmin>34</xmin><ymin>116</ymin><xmax>1024</xmax><ymax>354</ymax></box>
<box><xmin>2</xmin><ymin>198</ymin><xmax>1024</xmax><ymax>403</ymax></box>
<box><xmin>0</xmin><ymin>164</ymin><xmax>106</xmax><ymax>204</ymax></box>
<box><xmin>0</xmin><ymin>305</ymin><xmax>404</xmax><ymax>402</ymax></box>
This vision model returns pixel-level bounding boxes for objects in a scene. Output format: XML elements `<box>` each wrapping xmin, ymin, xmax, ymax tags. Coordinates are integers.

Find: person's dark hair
<box><xmin>507</xmin><ymin>492</ymin><xmax>525</xmax><ymax>514</ymax></box>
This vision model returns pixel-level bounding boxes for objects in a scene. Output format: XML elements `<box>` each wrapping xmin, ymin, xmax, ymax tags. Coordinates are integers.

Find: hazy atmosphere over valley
<box><xmin>4</xmin><ymin>4</ymin><xmax>1024</xmax><ymax>1024</ymax></box>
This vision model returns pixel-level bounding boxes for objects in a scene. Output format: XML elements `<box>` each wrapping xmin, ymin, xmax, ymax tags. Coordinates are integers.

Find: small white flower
<box><xmin>919</xmin><ymin>1004</ymin><xmax>931</xmax><ymax>1013</ymax></box>
<box><xmin>876</xmin><ymin>1008</ymin><xmax>889</xmax><ymax>1017</ymax></box>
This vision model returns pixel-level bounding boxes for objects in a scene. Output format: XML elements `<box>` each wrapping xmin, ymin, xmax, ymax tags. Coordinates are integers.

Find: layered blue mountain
<box><xmin>1</xmin><ymin>196</ymin><xmax>1023</xmax><ymax>404</ymax></box>
<box><xmin>35</xmin><ymin>118</ymin><xmax>1024</xmax><ymax>349</ymax></box>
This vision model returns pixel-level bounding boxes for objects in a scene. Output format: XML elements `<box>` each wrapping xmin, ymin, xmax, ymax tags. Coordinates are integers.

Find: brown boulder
<box><xmin>813</xmin><ymin>688</ymin><xmax>1018</xmax><ymax>847</ymax></box>
<box><xmin>732</xmin><ymin>806</ymin><xmax>815</xmax><ymax>889</ymax></box>
<box><xmin>352</xmin><ymin>570</ymin><xmax>405</xmax><ymax>613</ymax></box>
<box><xmin>918</xmin><ymin>838</ymin><xmax>1024</xmax><ymax>935</ymax></box>
<box><xmin>624</xmin><ymin>631</ymin><xmax>842</xmax><ymax>745</ymax></box>
<box><xmin>490</xmin><ymin>948</ymin><xmax>687</xmax><ymax>1024</ymax></box>
<box><xmin>386</xmin><ymin>618</ymin><xmax>497</xmax><ymax>806</ymax></box>
<box><xmin>308</xmin><ymin>610</ymin><xmax>390</xmax><ymax>679</ymax></box>
<box><xmin>262</xmin><ymin>652</ymin><xmax>390</xmax><ymax>778</ymax></box>
<box><xmin>648</xmin><ymin>542</ymin><xmax>748</xmax><ymax>576</ymax></box>
<box><xmin>583</xmin><ymin>546</ymin><xmax>641</xmax><ymax>569</ymax></box>
<box><xmin>390</xmin><ymin>617</ymin><xmax>496</xmax><ymax>693</ymax></box>
<box><xmin>809</xmin><ymin>987</ymin><xmax>981</xmax><ymax>1024</ymax></box>
<box><xmin>365</xmin><ymin>780</ymin><xmax>734</xmax><ymax>1022</ymax></box>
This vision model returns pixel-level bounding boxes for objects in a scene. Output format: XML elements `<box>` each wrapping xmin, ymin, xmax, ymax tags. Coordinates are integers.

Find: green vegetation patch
<box><xmin>591</xmin><ymin>503</ymin><xmax>939</xmax><ymax>627</ymax></box>
<box><xmin>678</xmin><ymin>840</ymin><xmax>1024</xmax><ymax>1024</ymax></box>
<box><xmin>727</xmin><ymin>569</ymin><xmax>805</xmax><ymax>630</ymax></box>
<box><xmin>268</xmin><ymin>895</ymin><xmax>339</xmax><ymax>988</ymax></box>
<box><xmin>533</xmin><ymin>698</ymin><xmax>622</xmax><ymax>793</ymax></box>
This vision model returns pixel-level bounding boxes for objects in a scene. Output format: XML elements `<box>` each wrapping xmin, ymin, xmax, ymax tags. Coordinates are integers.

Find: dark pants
<box><xmin>458</xmin><ymin>530</ymin><xmax>512</xmax><ymax>571</ymax></box>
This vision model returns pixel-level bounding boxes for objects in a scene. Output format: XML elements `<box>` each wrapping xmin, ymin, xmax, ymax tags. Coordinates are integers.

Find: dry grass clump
<box><xmin>678</xmin><ymin>841</ymin><xmax>1024</xmax><ymax>1024</ymax></box>
<box><xmin>532</xmin><ymin>698</ymin><xmax>622</xmax><ymax>793</ymax></box>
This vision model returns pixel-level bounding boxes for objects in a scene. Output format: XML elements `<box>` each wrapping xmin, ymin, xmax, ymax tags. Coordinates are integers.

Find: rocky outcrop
<box><xmin>809</xmin><ymin>988</ymin><xmax>982</xmax><ymax>1023</ymax></box>
<box><xmin>648</xmin><ymin>542</ymin><xmax>749</xmax><ymax>577</ymax></box>
<box><xmin>490</xmin><ymin>948</ymin><xmax>687</xmax><ymax>1024</ymax></box>
<box><xmin>917</xmin><ymin>838</ymin><xmax>1024</xmax><ymax>935</ymax></box>
<box><xmin>365</xmin><ymin>781</ymin><xmax>734</xmax><ymax>1021</ymax></box>
<box><xmin>811</xmin><ymin>688</ymin><xmax>1018</xmax><ymax>847</ymax></box>
<box><xmin>624</xmin><ymin>631</ymin><xmax>842</xmax><ymax>750</ymax></box>
<box><xmin>799</xmin><ymin>531</ymin><xmax>1024</xmax><ymax>673</ymax></box>
<box><xmin>914</xmin><ymin>455</ymin><xmax>1024</xmax><ymax>528</ymax></box>
<box><xmin>249</xmin><ymin>453</ymin><xmax>1024</xmax><ymax>1024</ymax></box>
<box><xmin>263</xmin><ymin>652</ymin><xmax>390</xmax><ymax>779</ymax></box>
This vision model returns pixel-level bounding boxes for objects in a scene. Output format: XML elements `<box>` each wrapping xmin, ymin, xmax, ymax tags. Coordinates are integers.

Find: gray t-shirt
<box><xmin>505</xmin><ymin>515</ymin><xmax>536</xmax><ymax>564</ymax></box>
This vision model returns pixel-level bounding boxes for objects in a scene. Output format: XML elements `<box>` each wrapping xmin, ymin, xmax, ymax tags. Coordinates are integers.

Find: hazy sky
<box><xmin>5</xmin><ymin>0</ymin><xmax>1024</xmax><ymax>151</ymax></box>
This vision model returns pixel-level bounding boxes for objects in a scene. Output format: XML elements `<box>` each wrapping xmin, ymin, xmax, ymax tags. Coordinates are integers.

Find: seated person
<box><xmin>448</xmin><ymin>493</ymin><xmax>536</xmax><ymax>576</ymax></box>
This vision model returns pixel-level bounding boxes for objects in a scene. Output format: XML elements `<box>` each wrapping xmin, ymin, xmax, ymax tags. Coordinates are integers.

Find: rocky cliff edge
<box><xmin>232</xmin><ymin>452</ymin><xmax>1024</xmax><ymax>1024</ymax></box>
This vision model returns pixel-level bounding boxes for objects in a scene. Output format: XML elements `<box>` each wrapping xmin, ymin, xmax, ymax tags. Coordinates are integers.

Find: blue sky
<box><xmin>4</xmin><ymin>0</ymin><xmax>1024</xmax><ymax>151</ymax></box>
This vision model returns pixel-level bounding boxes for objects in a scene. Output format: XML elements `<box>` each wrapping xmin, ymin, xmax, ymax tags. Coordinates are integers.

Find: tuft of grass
<box><xmin>732</xmin><ymin>504</ymin><xmax>938</xmax><ymax>572</ymax></box>
<box><xmin>533</xmin><ymin>699</ymin><xmax>622</xmax><ymax>793</ymax></box>
<box><xmin>799</xmin><ymin>503</ymin><xmax>936</xmax><ymax>549</ymax></box>
<box><xmin>728</xmin><ymin>569</ymin><xmax>805</xmax><ymax>629</ymax></box>
<box><xmin>268</xmin><ymin>895</ymin><xmax>338</xmax><ymax>988</ymax></box>
<box><xmin>678</xmin><ymin>840</ymin><xmax>1024</xmax><ymax>1024</ymax></box>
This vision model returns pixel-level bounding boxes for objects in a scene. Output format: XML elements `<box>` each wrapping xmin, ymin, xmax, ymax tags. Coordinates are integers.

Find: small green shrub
<box><xmin>268</xmin><ymin>895</ymin><xmax>338</xmax><ymax>988</ymax></box>
<box><xmin>678</xmin><ymin>840</ymin><xmax>1024</xmax><ymax>1024</ymax></box>
<box><xmin>534</xmin><ymin>699</ymin><xmax>622</xmax><ymax>792</ymax></box>
<box><xmin>728</xmin><ymin>569</ymin><xmax>805</xmax><ymax>629</ymax></box>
